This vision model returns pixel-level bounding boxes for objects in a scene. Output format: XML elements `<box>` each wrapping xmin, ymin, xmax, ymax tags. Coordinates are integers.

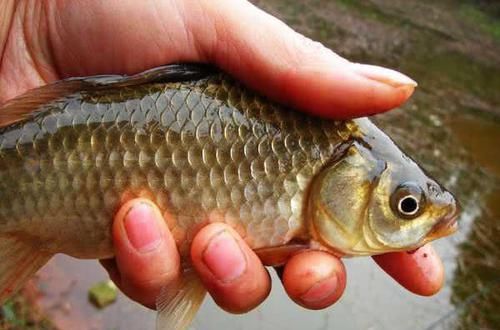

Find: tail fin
<box><xmin>0</xmin><ymin>235</ymin><xmax>52</xmax><ymax>303</ymax></box>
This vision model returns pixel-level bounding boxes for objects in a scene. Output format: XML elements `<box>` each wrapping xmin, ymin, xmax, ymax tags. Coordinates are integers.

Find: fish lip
<box><xmin>426</xmin><ymin>204</ymin><xmax>460</xmax><ymax>240</ymax></box>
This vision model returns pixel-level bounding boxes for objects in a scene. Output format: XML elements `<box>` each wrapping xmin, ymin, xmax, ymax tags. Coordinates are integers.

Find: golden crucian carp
<box><xmin>0</xmin><ymin>64</ymin><xmax>459</xmax><ymax>329</ymax></box>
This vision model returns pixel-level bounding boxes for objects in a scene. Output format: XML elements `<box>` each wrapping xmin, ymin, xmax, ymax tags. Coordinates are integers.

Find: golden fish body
<box><xmin>0</xmin><ymin>65</ymin><xmax>458</xmax><ymax>327</ymax></box>
<box><xmin>0</xmin><ymin>67</ymin><xmax>348</xmax><ymax>259</ymax></box>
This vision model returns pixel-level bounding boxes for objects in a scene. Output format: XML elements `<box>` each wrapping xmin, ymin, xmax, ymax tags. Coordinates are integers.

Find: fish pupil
<box><xmin>399</xmin><ymin>196</ymin><xmax>419</xmax><ymax>215</ymax></box>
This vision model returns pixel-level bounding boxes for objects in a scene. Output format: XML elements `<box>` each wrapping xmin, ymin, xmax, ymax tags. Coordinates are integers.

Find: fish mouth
<box><xmin>425</xmin><ymin>204</ymin><xmax>460</xmax><ymax>241</ymax></box>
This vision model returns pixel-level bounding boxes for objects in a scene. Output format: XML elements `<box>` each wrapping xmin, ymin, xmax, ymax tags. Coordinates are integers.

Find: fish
<box><xmin>0</xmin><ymin>64</ymin><xmax>459</xmax><ymax>329</ymax></box>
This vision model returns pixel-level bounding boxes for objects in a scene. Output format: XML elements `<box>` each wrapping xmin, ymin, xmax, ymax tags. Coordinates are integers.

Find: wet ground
<box><xmin>3</xmin><ymin>0</ymin><xmax>500</xmax><ymax>329</ymax></box>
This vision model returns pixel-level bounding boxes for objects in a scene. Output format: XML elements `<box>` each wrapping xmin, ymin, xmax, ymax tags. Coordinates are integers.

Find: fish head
<box><xmin>308</xmin><ymin>120</ymin><xmax>459</xmax><ymax>256</ymax></box>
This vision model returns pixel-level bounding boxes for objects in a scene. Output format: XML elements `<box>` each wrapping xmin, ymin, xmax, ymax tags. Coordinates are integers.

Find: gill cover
<box><xmin>309</xmin><ymin>143</ymin><xmax>385</xmax><ymax>255</ymax></box>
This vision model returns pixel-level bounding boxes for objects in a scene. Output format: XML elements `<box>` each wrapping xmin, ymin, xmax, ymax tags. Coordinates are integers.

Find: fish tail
<box><xmin>0</xmin><ymin>235</ymin><xmax>52</xmax><ymax>303</ymax></box>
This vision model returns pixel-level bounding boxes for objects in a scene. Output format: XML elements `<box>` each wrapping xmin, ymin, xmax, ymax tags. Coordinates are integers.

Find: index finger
<box><xmin>372</xmin><ymin>244</ymin><xmax>444</xmax><ymax>296</ymax></box>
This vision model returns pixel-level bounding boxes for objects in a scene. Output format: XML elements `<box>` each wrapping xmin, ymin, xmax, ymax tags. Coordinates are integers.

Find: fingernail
<box><xmin>300</xmin><ymin>274</ymin><xmax>338</xmax><ymax>304</ymax></box>
<box><xmin>203</xmin><ymin>231</ymin><xmax>247</xmax><ymax>283</ymax></box>
<box><xmin>351</xmin><ymin>63</ymin><xmax>418</xmax><ymax>88</ymax></box>
<box><xmin>124</xmin><ymin>203</ymin><xmax>162</xmax><ymax>253</ymax></box>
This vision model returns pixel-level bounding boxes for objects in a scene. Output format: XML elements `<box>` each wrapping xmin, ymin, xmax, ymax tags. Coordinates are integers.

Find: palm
<box><xmin>1</xmin><ymin>0</ymin><xmax>202</xmax><ymax>101</ymax></box>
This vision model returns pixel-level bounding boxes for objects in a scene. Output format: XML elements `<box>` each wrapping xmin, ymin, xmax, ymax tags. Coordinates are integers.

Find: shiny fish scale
<box><xmin>0</xmin><ymin>74</ymin><xmax>351</xmax><ymax>258</ymax></box>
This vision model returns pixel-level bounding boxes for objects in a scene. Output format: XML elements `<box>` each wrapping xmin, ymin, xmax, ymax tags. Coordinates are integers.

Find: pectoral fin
<box><xmin>156</xmin><ymin>267</ymin><xmax>206</xmax><ymax>330</ymax></box>
<box><xmin>254</xmin><ymin>243</ymin><xmax>309</xmax><ymax>266</ymax></box>
<box><xmin>0</xmin><ymin>235</ymin><xmax>52</xmax><ymax>303</ymax></box>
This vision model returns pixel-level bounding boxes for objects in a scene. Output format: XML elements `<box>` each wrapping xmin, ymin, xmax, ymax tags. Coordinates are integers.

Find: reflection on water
<box><xmin>4</xmin><ymin>0</ymin><xmax>499</xmax><ymax>329</ymax></box>
<box><xmin>448</xmin><ymin>189</ymin><xmax>500</xmax><ymax>330</ymax></box>
<box><xmin>447</xmin><ymin>117</ymin><xmax>500</xmax><ymax>330</ymax></box>
<box><xmin>449</xmin><ymin>116</ymin><xmax>500</xmax><ymax>178</ymax></box>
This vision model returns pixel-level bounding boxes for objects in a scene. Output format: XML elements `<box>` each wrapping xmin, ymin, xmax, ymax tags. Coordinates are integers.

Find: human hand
<box><xmin>100</xmin><ymin>198</ymin><xmax>442</xmax><ymax>312</ymax></box>
<box><xmin>0</xmin><ymin>0</ymin><xmax>442</xmax><ymax>313</ymax></box>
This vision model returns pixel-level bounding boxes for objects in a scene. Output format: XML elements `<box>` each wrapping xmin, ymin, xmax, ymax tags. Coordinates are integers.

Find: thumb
<box><xmin>110</xmin><ymin>198</ymin><xmax>180</xmax><ymax>308</ymax></box>
<box><xmin>193</xmin><ymin>0</ymin><xmax>416</xmax><ymax>118</ymax></box>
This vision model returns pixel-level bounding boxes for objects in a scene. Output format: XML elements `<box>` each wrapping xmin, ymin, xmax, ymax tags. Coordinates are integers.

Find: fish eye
<box><xmin>398</xmin><ymin>195</ymin><xmax>419</xmax><ymax>216</ymax></box>
<box><xmin>390</xmin><ymin>183</ymin><xmax>425</xmax><ymax>219</ymax></box>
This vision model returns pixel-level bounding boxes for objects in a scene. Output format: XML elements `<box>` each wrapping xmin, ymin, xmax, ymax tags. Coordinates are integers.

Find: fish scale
<box><xmin>0</xmin><ymin>73</ymin><xmax>344</xmax><ymax>258</ymax></box>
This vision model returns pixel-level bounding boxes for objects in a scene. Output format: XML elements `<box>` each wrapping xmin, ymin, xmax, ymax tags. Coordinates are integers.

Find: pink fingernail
<box><xmin>203</xmin><ymin>231</ymin><xmax>247</xmax><ymax>282</ymax></box>
<box><xmin>351</xmin><ymin>63</ymin><xmax>418</xmax><ymax>88</ymax></box>
<box><xmin>124</xmin><ymin>203</ymin><xmax>161</xmax><ymax>253</ymax></box>
<box><xmin>301</xmin><ymin>275</ymin><xmax>338</xmax><ymax>304</ymax></box>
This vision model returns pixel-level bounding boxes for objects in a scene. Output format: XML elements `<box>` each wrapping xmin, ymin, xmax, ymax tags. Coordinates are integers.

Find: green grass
<box><xmin>335</xmin><ymin>0</ymin><xmax>406</xmax><ymax>26</ymax></box>
<box><xmin>460</xmin><ymin>3</ymin><xmax>500</xmax><ymax>41</ymax></box>
<box><xmin>335</xmin><ymin>0</ymin><xmax>455</xmax><ymax>40</ymax></box>
<box><xmin>1</xmin><ymin>294</ymin><xmax>55</xmax><ymax>330</ymax></box>
<box><xmin>400</xmin><ymin>47</ymin><xmax>500</xmax><ymax>105</ymax></box>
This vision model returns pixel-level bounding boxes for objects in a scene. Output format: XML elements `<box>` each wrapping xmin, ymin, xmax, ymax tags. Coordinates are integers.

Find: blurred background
<box><xmin>1</xmin><ymin>0</ymin><xmax>499</xmax><ymax>329</ymax></box>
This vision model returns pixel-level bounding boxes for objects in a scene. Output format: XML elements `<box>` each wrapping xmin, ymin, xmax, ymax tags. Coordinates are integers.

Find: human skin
<box><xmin>0</xmin><ymin>0</ymin><xmax>443</xmax><ymax>313</ymax></box>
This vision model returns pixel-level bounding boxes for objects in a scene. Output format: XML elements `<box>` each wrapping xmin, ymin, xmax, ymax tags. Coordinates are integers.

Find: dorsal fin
<box><xmin>0</xmin><ymin>80</ymin><xmax>83</xmax><ymax>127</ymax></box>
<box><xmin>0</xmin><ymin>64</ymin><xmax>215</xmax><ymax>127</ymax></box>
